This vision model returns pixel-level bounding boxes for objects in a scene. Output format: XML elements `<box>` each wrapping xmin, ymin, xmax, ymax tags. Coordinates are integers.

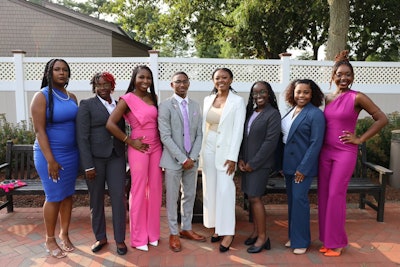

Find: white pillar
<box><xmin>12</xmin><ymin>50</ymin><xmax>27</xmax><ymax>123</ymax></box>
<box><xmin>279</xmin><ymin>52</ymin><xmax>292</xmax><ymax>115</ymax></box>
<box><xmin>148</xmin><ymin>50</ymin><xmax>160</xmax><ymax>103</ymax></box>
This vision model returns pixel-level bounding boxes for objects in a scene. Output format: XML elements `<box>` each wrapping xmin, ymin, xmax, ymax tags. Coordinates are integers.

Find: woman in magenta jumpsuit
<box><xmin>107</xmin><ymin>65</ymin><xmax>162</xmax><ymax>252</ymax></box>
<box><xmin>318</xmin><ymin>51</ymin><xmax>388</xmax><ymax>257</ymax></box>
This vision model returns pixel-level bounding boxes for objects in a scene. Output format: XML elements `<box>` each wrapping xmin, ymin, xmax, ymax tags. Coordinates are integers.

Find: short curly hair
<box><xmin>285</xmin><ymin>79</ymin><xmax>324</xmax><ymax>107</ymax></box>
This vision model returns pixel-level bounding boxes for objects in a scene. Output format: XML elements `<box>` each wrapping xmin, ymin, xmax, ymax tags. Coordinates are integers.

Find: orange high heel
<box><xmin>324</xmin><ymin>248</ymin><xmax>342</xmax><ymax>257</ymax></box>
<box><xmin>319</xmin><ymin>246</ymin><xmax>328</xmax><ymax>253</ymax></box>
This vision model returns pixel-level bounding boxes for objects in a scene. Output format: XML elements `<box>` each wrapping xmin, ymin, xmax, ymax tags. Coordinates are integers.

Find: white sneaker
<box><xmin>135</xmin><ymin>245</ymin><xmax>149</xmax><ymax>251</ymax></box>
<box><xmin>285</xmin><ymin>240</ymin><xmax>291</xmax><ymax>248</ymax></box>
<box><xmin>149</xmin><ymin>240</ymin><xmax>158</xmax><ymax>247</ymax></box>
<box><xmin>293</xmin><ymin>248</ymin><xmax>307</xmax><ymax>255</ymax></box>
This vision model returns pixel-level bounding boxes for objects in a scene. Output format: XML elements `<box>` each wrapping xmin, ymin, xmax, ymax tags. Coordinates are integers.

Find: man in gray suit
<box><xmin>76</xmin><ymin>72</ymin><xmax>127</xmax><ymax>255</ymax></box>
<box><xmin>158</xmin><ymin>71</ymin><xmax>205</xmax><ymax>252</ymax></box>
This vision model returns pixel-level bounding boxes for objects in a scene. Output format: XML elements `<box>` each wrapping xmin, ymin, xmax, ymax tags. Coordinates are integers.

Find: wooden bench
<box><xmin>245</xmin><ymin>143</ymin><xmax>393</xmax><ymax>222</ymax></box>
<box><xmin>0</xmin><ymin>140</ymin><xmax>129</xmax><ymax>213</ymax></box>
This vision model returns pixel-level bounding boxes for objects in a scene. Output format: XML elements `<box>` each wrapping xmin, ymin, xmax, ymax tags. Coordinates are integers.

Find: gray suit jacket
<box><xmin>76</xmin><ymin>96</ymin><xmax>125</xmax><ymax>170</ymax></box>
<box><xmin>158</xmin><ymin>96</ymin><xmax>202</xmax><ymax>170</ymax></box>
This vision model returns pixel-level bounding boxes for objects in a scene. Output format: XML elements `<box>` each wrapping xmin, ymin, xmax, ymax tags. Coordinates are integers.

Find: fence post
<box><xmin>12</xmin><ymin>50</ymin><xmax>27</xmax><ymax>124</ymax></box>
<box><xmin>148</xmin><ymin>50</ymin><xmax>159</xmax><ymax>102</ymax></box>
<box><xmin>389</xmin><ymin>129</ymin><xmax>400</xmax><ymax>188</ymax></box>
<box><xmin>278</xmin><ymin>52</ymin><xmax>292</xmax><ymax>114</ymax></box>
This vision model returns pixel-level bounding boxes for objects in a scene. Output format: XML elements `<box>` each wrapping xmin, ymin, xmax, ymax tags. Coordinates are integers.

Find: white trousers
<box><xmin>202</xmin><ymin>130</ymin><xmax>236</xmax><ymax>235</ymax></box>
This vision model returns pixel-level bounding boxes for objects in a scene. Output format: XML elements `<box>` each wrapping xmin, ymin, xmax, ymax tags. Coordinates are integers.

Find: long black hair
<box><xmin>210</xmin><ymin>67</ymin><xmax>237</xmax><ymax>94</ymax></box>
<box><xmin>126</xmin><ymin>65</ymin><xmax>158</xmax><ymax>108</ymax></box>
<box><xmin>245</xmin><ymin>81</ymin><xmax>278</xmax><ymax>120</ymax></box>
<box><xmin>40</xmin><ymin>58</ymin><xmax>70</xmax><ymax>123</ymax></box>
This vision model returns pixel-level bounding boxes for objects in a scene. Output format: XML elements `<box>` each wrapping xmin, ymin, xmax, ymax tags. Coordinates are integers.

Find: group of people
<box><xmin>30</xmin><ymin>50</ymin><xmax>387</xmax><ymax>259</ymax></box>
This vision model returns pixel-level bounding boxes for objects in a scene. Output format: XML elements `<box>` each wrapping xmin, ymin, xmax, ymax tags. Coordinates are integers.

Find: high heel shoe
<box><xmin>324</xmin><ymin>248</ymin><xmax>343</xmax><ymax>257</ymax></box>
<box><xmin>44</xmin><ymin>237</ymin><xmax>67</xmax><ymax>259</ymax></box>
<box><xmin>247</xmin><ymin>237</ymin><xmax>271</xmax><ymax>253</ymax></box>
<box><xmin>211</xmin><ymin>234</ymin><xmax>221</xmax><ymax>243</ymax></box>
<box><xmin>59</xmin><ymin>236</ymin><xmax>75</xmax><ymax>252</ymax></box>
<box><xmin>244</xmin><ymin>236</ymin><xmax>258</xmax><ymax>246</ymax></box>
<box><xmin>219</xmin><ymin>236</ymin><xmax>234</xmax><ymax>252</ymax></box>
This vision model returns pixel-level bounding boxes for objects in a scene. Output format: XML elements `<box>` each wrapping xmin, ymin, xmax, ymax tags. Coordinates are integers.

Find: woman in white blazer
<box><xmin>201</xmin><ymin>68</ymin><xmax>246</xmax><ymax>252</ymax></box>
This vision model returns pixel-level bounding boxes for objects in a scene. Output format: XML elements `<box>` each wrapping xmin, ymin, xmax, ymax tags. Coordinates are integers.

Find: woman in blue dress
<box><xmin>30</xmin><ymin>59</ymin><xmax>79</xmax><ymax>259</ymax></box>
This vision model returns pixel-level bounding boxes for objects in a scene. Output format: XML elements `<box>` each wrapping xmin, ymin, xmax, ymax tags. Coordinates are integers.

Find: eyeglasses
<box><xmin>95</xmin><ymin>83</ymin><xmax>112</xmax><ymax>89</ymax></box>
<box><xmin>251</xmin><ymin>89</ymin><xmax>268</xmax><ymax>97</ymax></box>
<box><xmin>172</xmin><ymin>80</ymin><xmax>189</xmax><ymax>85</ymax></box>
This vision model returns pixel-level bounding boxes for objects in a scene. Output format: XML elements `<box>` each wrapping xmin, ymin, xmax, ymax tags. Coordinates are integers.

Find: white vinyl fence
<box><xmin>0</xmin><ymin>50</ymin><xmax>399</xmax><ymax>124</ymax></box>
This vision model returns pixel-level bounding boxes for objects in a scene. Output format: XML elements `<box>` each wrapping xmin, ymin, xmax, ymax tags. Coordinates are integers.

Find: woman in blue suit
<box><xmin>281</xmin><ymin>79</ymin><xmax>325</xmax><ymax>255</ymax></box>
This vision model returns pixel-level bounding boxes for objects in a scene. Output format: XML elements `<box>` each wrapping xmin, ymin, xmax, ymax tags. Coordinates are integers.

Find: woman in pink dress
<box><xmin>107</xmin><ymin>65</ymin><xmax>162</xmax><ymax>252</ymax></box>
<box><xmin>318</xmin><ymin>51</ymin><xmax>388</xmax><ymax>257</ymax></box>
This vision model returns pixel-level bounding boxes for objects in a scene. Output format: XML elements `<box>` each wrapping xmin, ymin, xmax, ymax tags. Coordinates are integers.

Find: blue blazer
<box><xmin>282</xmin><ymin>103</ymin><xmax>325</xmax><ymax>177</ymax></box>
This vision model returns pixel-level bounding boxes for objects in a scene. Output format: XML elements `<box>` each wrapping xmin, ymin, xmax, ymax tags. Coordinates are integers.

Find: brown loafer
<box><xmin>169</xmin><ymin>235</ymin><xmax>181</xmax><ymax>252</ymax></box>
<box><xmin>179</xmin><ymin>230</ymin><xmax>206</xmax><ymax>242</ymax></box>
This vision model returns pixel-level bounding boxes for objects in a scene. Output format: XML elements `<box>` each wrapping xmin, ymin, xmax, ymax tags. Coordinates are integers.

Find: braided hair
<box><xmin>126</xmin><ymin>65</ymin><xmax>158</xmax><ymax>108</ymax></box>
<box><xmin>40</xmin><ymin>59</ymin><xmax>70</xmax><ymax>123</ymax></box>
<box><xmin>245</xmin><ymin>81</ymin><xmax>278</xmax><ymax>120</ymax></box>
<box><xmin>90</xmin><ymin>72</ymin><xmax>116</xmax><ymax>93</ymax></box>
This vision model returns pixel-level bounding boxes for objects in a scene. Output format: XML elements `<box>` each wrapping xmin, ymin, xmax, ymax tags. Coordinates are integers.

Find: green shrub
<box><xmin>356</xmin><ymin>111</ymin><xmax>400</xmax><ymax>168</ymax></box>
<box><xmin>0</xmin><ymin>113</ymin><xmax>35</xmax><ymax>163</ymax></box>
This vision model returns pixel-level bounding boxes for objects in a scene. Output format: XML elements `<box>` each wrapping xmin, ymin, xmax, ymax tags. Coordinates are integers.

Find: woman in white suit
<box><xmin>201</xmin><ymin>68</ymin><xmax>246</xmax><ymax>252</ymax></box>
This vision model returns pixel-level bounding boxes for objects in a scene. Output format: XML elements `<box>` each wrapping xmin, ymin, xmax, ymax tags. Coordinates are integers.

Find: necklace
<box><xmin>53</xmin><ymin>89</ymin><xmax>70</xmax><ymax>101</ymax></box>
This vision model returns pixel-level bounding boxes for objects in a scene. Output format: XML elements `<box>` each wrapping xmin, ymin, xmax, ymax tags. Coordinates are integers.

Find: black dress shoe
<box><xmin>116</xmin><ymin>243</ymin><xmax>128</xmax><ymax>255</ymax></box>
<box><xmin>211</xmin><ymin>235</ymin><xmax>222</xmax><ymax>243</ymax></box>
<box><xmin>244</xmin><ymin>236</ymin><xmax>258</xmax><ymax>246</ymax></box>
<box><xmin>219</xmin><ymin>236</ymin><xmax>234</xmax><ymax>253</ymax></box>
<box><xmin>91</xmin><ymin>240</ymin><xmax>107</xmax><ymax>253</ymax></box>
<box><xmin>247</xmin><ymin>237</ymin><xmax>271</xmax><ymax>253</ymax></box>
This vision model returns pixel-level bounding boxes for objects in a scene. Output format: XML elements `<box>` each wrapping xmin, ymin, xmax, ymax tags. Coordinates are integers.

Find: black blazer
<box><xmin>76</xmin><ymin>96</ymin><xmax>125</xmax><ymax>170</ymax></box>
<box><xmin>239</xmin><ymin>104</ymin><xmax>281</xmax><ymax>171</ymax></box>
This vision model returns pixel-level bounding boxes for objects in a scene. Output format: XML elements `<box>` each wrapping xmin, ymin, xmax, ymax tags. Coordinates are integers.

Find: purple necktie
<box><xmin>181</xmin><ymin>100</ymin><xmax>191</xmax><ymax>153</ymax></box>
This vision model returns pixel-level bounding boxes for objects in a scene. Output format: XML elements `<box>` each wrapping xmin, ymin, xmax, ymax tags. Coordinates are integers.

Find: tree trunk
<box><xmin>326</xmin><ymin>0</ymin><xmax>350</xmax><ymax>60</ymax></box>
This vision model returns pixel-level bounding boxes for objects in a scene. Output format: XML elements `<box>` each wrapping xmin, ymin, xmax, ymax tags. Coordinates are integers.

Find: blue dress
<box><xmin>33</xmin><ymin>87</ymin><xmax>79</xmax><ymax>202</ymax></box>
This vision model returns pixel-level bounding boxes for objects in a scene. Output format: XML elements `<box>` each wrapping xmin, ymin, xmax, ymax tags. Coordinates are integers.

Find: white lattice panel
<box><xmin>24</xmin><ymin>62</ymin><xmax>149</xmax><ymax>81</ymax></box>
<box><xmin>354</xmin><ymin>66</ymin><xmax>400</xmax><ymax>84</ymax></box>
<box><xmin>158</xmin><ymin>62</ymin><xmax>281</xmax><ymax>83</ymax></box>
<box><xmin>290</xmin><ymin>65</ymin><xmax>332</xmax><ymax>83</ymax></box>
<box><xmin>0</xmin><ymin>62</ymin><xmax>15</xmax><ymax>80</ymax></box>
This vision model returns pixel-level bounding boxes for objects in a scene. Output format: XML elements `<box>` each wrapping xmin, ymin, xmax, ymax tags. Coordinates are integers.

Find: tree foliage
<box><xmin>348</xmin><ymin>0</ymin><xmax>400</xmax><ymax>61</ymax></box>
<box><xmin>47</xmin><ymin>0</ymin><xmax>399</xmax><ymax>61</ymax></box>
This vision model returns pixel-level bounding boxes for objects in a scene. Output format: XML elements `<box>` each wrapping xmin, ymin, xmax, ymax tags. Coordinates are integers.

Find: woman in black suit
<box><xmin>76</xmin><ymin>72</ymin><xmax>127</xmax><ymax>255</ymax></box>
<box><xmin>238</xmin><ymin>81</ymin><xmax>281</xmax><ymax>253</ymax></box>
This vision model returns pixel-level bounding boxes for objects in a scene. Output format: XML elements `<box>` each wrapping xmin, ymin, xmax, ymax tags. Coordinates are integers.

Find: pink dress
<box><xmin>318</xmin><ymin>90</ymin><xmax>359</xmax><ymax>249</ymax></box>
<box><xmin>121</xmin><ymin>93</ymin><xmax>162</xmax><ymax>247</ymax></box>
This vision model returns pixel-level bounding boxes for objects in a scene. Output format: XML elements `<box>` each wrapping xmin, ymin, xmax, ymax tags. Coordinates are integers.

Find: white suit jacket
<box><xmin>201</xmin><ymin>90</ymin><xmax>246</xmax><ymax>171</ymax></box>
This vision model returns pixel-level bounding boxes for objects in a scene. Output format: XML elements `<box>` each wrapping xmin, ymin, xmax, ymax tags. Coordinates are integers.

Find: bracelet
<box><xmin>122</xmin><ymin>135</ymin><xmax>128</xmax><ymax>142</ymax></box>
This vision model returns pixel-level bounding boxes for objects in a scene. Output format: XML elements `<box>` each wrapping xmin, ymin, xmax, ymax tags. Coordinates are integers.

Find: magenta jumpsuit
<box><xmin>121</xmin><ymin>93</ymin><xmax>162</xmax><ymax>247</ymax></box>
<box><xmin>318</xmin><ymin>90</ymin><xmax>359</xmax><ymax>249</ymax></box>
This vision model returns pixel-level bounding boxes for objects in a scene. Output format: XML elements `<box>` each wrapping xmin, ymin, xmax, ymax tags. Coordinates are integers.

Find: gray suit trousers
<box><xmin>165</xmin><ymin>166</ymin><xmax>198</xmax><ymax>235</ymax></box>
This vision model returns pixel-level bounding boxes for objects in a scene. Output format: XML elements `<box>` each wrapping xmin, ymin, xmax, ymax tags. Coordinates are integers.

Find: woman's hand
<box><xmin>339</xmin><ymin>130</ymin><xmax>361</xmax><ymax>145</ymax></box>
<box><xmin>238</xmin><ymin>160</ymin><xmax>246</xmax><ymax>172</ymax></box>
<box><xmin>128</xmin><ymin>136</ymin><xmax>150</xmax><ymax>153</ymax></box>
<box><xmin>244</xmin><ymin>163</ymin><xmax>253</xmax><ymax>172</ymax></box>
<box><xmin>224</xmin><ymin>160</ymin><xmax>236</xmax><ymax>175</ymax></box>
<box><xmin>294</xmin><ymin>170</ymin><xmax>304</xmax><ymax>184</ymax></box>
<box><xmin>85</xmin><ymin>169</ymin><xmax>96</xmax><ymax>180</ymax></box>
<box><xmin>47</xmin><ymin>160</ymin><xmax>63</xmax><ymax>183</ymax></box>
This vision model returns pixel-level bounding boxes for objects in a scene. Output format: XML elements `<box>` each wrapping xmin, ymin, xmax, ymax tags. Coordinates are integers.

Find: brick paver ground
<box><xmin>1</xmin><ymin>202</ymin><xmax>399</xmax><ymax>266</ymax></box>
